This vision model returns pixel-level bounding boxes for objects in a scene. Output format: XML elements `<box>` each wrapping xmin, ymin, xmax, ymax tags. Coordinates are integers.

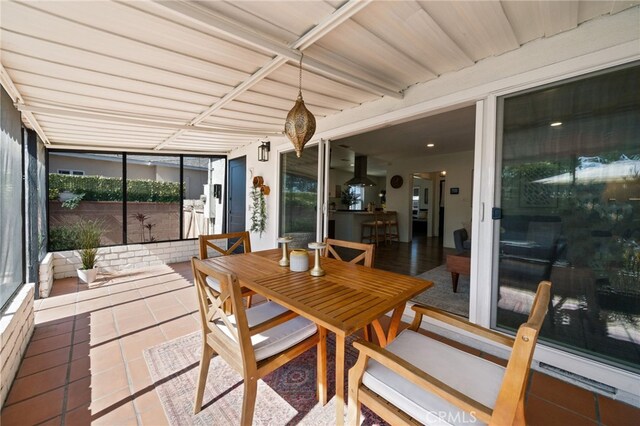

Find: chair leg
<box><xmin>194</xmin><ymin>342</ymin><xmax>215</xmax><ymax>414</ymax></box>
<box><xmin>246</xmin><ymin>295</ymin><xmax>252</xmax><ymax>309</ymax></box>
<box><xmin>241</xmin><ymin>377</ymin><xmax>258</xmax><ymax>426</ymax></box>
<box><xmin>347</xmin><ymin>361</ymin><xmax>365</xmax><ymax>426</ymax></box>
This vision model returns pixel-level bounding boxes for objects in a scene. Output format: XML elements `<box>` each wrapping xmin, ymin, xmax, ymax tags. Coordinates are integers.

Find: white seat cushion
<box><xmin>362</xmin><ymin>330</ymin><xmax>505</xmax><ymax>426</ymax></box>
<box><xmin>205</xmin><ymin>276</ymin><xmax>221</xmax><ymax>292</ymax></box>
<box><xmin>214</xmin><ymin>301</ymin><xmax>317</xmax><ymax>361</ymax></box>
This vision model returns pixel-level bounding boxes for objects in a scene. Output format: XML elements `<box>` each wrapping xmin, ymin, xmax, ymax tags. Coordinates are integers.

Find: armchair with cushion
<box><xmin>453</xmin><ymin>228</ymin><xmax>471</xmax><ymax>254</ymax></box>
<box><xmin>191</xmin><ymin>258</ymin><xmax>327</xmax><ymax>423</ymax></box>
<box><xmin>347</xmin><ymin>280</ymin><xmax>551</xmax><ymax>426</ymax></box>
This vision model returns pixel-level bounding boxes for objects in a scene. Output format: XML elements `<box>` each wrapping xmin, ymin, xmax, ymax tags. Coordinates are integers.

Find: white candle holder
<box><xmin>277</xmin><ymin>237</ymin><xmax>293</xmax><ymax>267</ymax></box>
<box><xmin>308</xmin><ymin>242</ymin><xmax>327</xmax><ymax>277</ymax></box>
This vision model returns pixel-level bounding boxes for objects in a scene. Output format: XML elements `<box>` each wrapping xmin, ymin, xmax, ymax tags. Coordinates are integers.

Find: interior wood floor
<box><xmin>373</xmin><ymin>235</ymin><xmax>455</xmax><ymax>276</ymax></box>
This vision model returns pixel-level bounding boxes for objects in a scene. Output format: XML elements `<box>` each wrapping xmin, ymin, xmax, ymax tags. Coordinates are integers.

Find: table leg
<box><xmin>451</xmin><ymin>272</ymin><xmax>459</xmax><ymax>293</ymax></box>
<box><xmin>335</xmin><ymin>333</ymin><xmax>346</xmax><ymax>426</ymax></box>
<box><xmin>387</xmin><ymin>303</ymin><xmax>406</xmax><ymax>343</ymax></box>
<box><xmin>317</xmin><ymin>326</ymin><xmax>327</xmax><ymax>405</ymax></box>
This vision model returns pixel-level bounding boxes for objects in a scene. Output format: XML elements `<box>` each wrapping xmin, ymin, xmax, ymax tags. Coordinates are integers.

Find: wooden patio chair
<box><xmin>199</xmin><ymin>231</ymin><xmax>254</xmax><ymax>308</ymax></box>
<box><xmin>323</xmin><ymin>238</ymin><xmax>375</xmax><ymax>267</ymax></box>
<box><xmin>191</xmin><ymin>258</ymin><xmax>327</xmax><ymax>424</ymax></box>
<box><xmin>199</xmin><ymin>231</ymin><xmax>252</xmax><ymax>258</ymax></box>
<box><xmin>347</xmin><ymin>280</ymin><xmax>552</xmax><ymax>426</ymax></box>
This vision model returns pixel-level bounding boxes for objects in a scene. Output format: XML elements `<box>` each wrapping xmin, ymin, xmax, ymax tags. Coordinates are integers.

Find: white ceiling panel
<box><xmin>417</xmin><ymin>1</ymin><xmax>520</xmax><ymax>60</ymax></box>
<box><xmin>354</xmin><ymin>1</ymin><xmax>473</xmax><ymax>76</ymax></box>
<box><xmin>0</xmin><ymin>33</ymin><xmax>235</xmax><ymax>97</ymax></box>
<box><xmin>540</xmin><ymin>1</ymin><xmax>580</xmax><ymax>36</ymax></box>
<box><xmin>500</xmin><ymin>1</ymin><xmax>545</xmax><ymax>44</ymax></box>
<box><xmin>312</xmin><ymin>19</ymin><xmax>435</xmax><ymax>88</ymax></box>
<box><xmin>1</xmin><ymin>0</ymin><xmax>635</xmax><ymax>153</ymax></box>
<box><xmin>196</xmin><ymin>0</ymin><xmax>338</xmax><ymax>44</ymax></box>
<box><xmin>234</xmin><ymin>91</ymin><xmax>341</xmax><ymax>117</ymax></box>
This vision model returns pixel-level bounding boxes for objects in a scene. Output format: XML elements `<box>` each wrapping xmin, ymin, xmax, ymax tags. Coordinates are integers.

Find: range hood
<box><xmin>345</xmin><ymin>156</ymin><xmax>377</xmax><ymax>187</ymax></box>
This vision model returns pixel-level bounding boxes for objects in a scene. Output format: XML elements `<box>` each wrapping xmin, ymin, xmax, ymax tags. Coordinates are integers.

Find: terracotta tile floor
<box><xmin>1</xmin><ymin>261</ymin><xmax>638</xmax><ymax>425</ymax></box>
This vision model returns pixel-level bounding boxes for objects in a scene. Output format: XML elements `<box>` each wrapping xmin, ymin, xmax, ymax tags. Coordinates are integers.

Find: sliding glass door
<box><xmin>495</xmin><ymin>64</ymin><xmax>639</xmax><ymax>372</ymax></box>
<box><xmin>279</xmin><ymin>146</ymin><xmax>320</xmax><ymax>249</ymax></box>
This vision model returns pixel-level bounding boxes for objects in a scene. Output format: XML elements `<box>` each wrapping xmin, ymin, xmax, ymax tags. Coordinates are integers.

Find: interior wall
<box><xmin>386</xmin><ymin>151</ymin><xmax>474</xmax><ymax>247</ymax></box>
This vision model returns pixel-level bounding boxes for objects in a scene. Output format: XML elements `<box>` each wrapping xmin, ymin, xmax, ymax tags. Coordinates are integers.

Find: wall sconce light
<box><xmin>440</xmin><ymin>170</ymin><xmax>447</xmax><ymax>177</ymax></box>
<box><xmin>258</xmin><ymin>140</ymin><xmax>270</xmax><ymax>162</ymax></box>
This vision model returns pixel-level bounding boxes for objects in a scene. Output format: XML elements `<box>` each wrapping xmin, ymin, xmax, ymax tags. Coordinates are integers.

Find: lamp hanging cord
<box><xmin>298</xmin><ymin>52</ymin><xmax>304</xmax><ymax>97</ymax></box>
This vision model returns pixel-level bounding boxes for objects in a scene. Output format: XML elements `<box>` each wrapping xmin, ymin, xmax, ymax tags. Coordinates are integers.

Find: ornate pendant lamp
<box><xmin>284</xmin><ymin>52</ymin><xmax>316</xmax><ymax>158</ymax></box>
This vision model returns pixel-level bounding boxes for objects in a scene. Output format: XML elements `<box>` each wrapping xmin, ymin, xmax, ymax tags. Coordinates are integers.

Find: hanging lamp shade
<box><xmin>284</xmin><ymin>52</ymin><xmax>316</xmax><ymax>158</ymax></box>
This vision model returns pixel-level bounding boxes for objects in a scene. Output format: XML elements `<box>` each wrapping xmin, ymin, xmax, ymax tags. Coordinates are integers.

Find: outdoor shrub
<box><xmin>49</xmin><ymin>224</ymin><xmax>79</xmax><ymax>251</ymax></box>
<box><xmin>49</xmin><ymin>174</ymin><xmax>182</xmax><ymax>202</ymax></box>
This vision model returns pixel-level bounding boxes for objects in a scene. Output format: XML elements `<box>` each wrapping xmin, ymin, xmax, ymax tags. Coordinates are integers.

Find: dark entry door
<box><xmin>227</xmin><ymin>156</ymin><xmax>246</xmax><ymax>233</ymax></box>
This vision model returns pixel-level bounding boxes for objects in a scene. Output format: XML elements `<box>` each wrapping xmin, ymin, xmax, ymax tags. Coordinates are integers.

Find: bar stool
<box><xmin>361</xmin><ymin>211</ymin><xmax>386</xmax><ymax>245</ymax></box>
<box><xmin>385</xmin><ymin>211</ymin><xmax>399</xmax><ymax>243</ymax></box>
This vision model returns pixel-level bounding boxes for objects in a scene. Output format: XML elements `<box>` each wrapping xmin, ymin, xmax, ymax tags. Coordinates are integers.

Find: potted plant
<box><xmin>340</xmin><ymin>188</ymin><xmax>360</xmax><ymax>210</ymax></box>
<box><xmin>75</xmin><ymin>219</ymin><xmax>104</xmax><ymax>284</ymax></box>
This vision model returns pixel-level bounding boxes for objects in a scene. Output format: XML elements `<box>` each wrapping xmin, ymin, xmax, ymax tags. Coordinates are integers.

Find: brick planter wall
<box><xmin>0</xmin><ymin>284</ymin><xmax>35</xmax><ymax>406</ymax></box>
<box><xmin>51</xmin><ymin>240</ymin><xmax>199</xmax><ymax>280</ymax></box>
<box><xmin>38</xmin><ymin>253</ymin><xmax>54</xmax><ymax>298</ymax></box>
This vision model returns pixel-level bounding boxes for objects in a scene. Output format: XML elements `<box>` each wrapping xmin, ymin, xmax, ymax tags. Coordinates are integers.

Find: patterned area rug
<box><xmin>144</xmin><ymin>332</ymin><xmax>385</xmax><ymax>426</ymax></box>
<box><xmin>411</xmin><ymin>264</ymin><xmax>470</xmax><ymax>317</ymax></box>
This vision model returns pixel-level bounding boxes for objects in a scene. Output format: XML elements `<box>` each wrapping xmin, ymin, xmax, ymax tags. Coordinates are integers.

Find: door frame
<box><xmin>274</xmin><ymin>141</ymin><xmax>327</xmax><ymax>243</ymax></box>
<box><xmin>227</xmin><ymin>155</ymin><xmax>246</xmax><ymax>233</ymax></box>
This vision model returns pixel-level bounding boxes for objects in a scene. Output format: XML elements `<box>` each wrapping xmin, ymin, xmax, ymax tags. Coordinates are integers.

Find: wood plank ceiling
<box><xmin>0</xmin><ymin>0</ymin><xmax>636</xmax><ymax>154</ymax></box>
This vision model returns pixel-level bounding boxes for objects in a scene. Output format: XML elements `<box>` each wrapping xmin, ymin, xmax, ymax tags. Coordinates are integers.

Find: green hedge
<box><xmin>49</xmin><ymin>174</ymin><xmax>182</xmax><ymax>202</ymax></box>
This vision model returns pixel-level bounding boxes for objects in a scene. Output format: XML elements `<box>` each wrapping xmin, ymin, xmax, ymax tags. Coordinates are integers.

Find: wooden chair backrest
<box><xmin>199</xmin><ymin>231</ymin><xmax>252</xmax><ymax>259</ymax></box>
<box><xmin>191</xmin><ymin>257</ymin><xmax>256</xmax><ymax>372</ymax></box>
<box><xmin>491</xmin><ymin>280</ymin><xmax>551</xmax><ymax>425</ymax></box>
<box><xmin>323</xmin><ymin>238</ymin><xmax>375</xmax><ymax>267</ymax></box>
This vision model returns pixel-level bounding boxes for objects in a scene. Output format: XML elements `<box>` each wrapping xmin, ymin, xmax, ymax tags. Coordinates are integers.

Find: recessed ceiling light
<box><xmin>427</xmin><ymin>143</ymin><xmax>435</xmax><ymax>148</ymax></box>
<box><xmin>550</xmin><ymin>122</ymin><xmax>562</xmax><ymax>127</ymax></box>
<box><xmin>350</xmin><ymin>163</ymin><xmax>354</xmax><ymax>166</ymax></box>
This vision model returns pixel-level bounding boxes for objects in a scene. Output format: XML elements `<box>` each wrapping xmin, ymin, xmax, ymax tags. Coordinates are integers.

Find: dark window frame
<box><xmin>46</xmin><ymin>149</ymin><xmax>226</xmax><ymax>251</ymax></box>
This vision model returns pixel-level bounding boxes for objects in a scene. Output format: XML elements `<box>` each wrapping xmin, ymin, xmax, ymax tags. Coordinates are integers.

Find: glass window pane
<box><xmin>126</xmin><ymin>155</ymin><xmax>180</xmax><ymax>243</ymax></box>
<box><xmin>48</xmin><ymin>152</ymin><xmax>124</xmax><ymax>250</ymax></box>
<box><xmin>496</xmin><ymin>65</ymin><xmax>640</xmax><ymax>372</ymax></box>
<box><xmin>280</xmin><ymin>149</ymin><xmax>318</xmax><ymax>248</ymax></box>
<box><xmin>183</xmin><ymin>157</ymin><xmax>225</xmax><ymax>238</ymax></box>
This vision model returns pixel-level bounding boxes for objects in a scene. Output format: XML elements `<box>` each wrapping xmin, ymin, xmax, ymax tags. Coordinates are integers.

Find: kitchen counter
<box><xmin>333</xmin><ymin>210</ymin><xmax>379</xmax><ymax>242</ymax></box>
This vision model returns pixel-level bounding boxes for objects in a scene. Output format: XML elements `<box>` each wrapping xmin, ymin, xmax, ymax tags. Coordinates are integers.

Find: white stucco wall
<box><xmin>386</xmin><ymin>151</ymin><xmax>474</xmax><ymax>246</ymax></box>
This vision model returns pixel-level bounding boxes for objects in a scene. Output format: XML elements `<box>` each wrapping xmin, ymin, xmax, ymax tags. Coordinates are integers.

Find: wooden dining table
<box><xmin>204</xmin><ymin>248</ymin><xmax>432</xmax><ymax>425</ymax></box>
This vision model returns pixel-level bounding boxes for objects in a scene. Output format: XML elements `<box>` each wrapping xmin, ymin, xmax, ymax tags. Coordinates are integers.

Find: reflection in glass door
<box><xmin>280</xmin><ymin>147</ymin><xmax>319</xmax><ymax>249</ymax></box>
<box><xmin>495</xmin><ymin>64</ymin><xmax>640</xmax><ymax>372</ymax></box>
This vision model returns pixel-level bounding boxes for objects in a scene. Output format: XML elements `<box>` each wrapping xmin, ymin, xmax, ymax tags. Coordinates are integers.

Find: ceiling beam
<box><xmin>1</xmin><ymin>63</ymin><xmax>51</xmax><ymax>144</ymax></box>
<box><xmin>16</xmin><ymin>103</ymin><xmax>281</xmax><ymax>137</ymax></box>
<box><xmin>152</xmin><ymin>0</ymin><xmax>400</xmax><ymax>98</ymax></box>
<box><xmin>152</xmin><ymin>0</ymin><xmax>386</xmax><ymax>151</ymax></box>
